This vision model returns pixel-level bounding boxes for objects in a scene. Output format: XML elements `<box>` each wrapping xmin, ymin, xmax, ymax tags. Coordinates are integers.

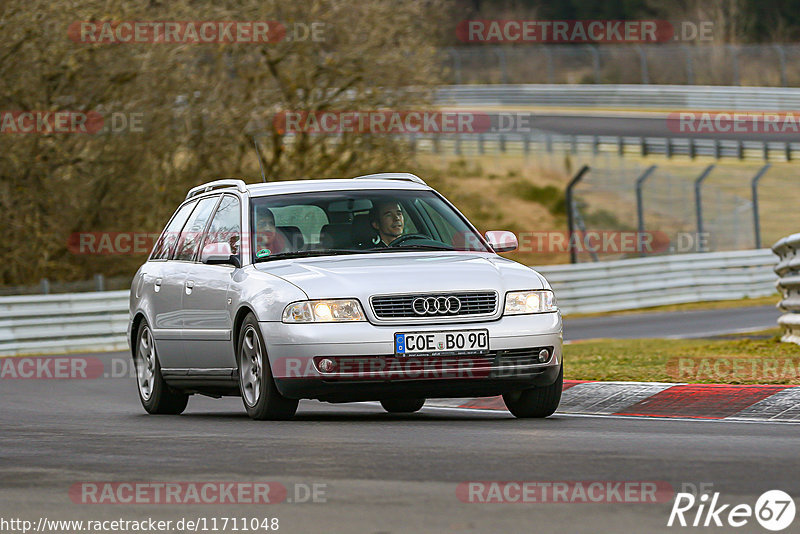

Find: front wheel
<box><xmin>380</xmin><ymin>398</ymin><xmax>426</xmax><ymax>413</ymax></box>
<box><xmin>134</xmin><ymin>320</ymin><xmax>189</xmax><ymax>415</ymax></box>
<box><xmin>502</xmin><ymin>364</ymin><xmax>563</xmax><ymax>418</ymax></box>
<box><xmin>238</xmin><ymin>313</ymin><xmax>298</xmax><ymax>420</ymax></box>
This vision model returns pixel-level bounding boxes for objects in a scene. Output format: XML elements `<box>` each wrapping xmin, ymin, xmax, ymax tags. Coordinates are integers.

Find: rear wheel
<box><xmin>238</xmin><ymin>313</ymin><xmax>298</xmax><ymax>420</ymax></box>
<box><xmin>134</xmin><ymin>320</ymin><xmax>189</xmax><ymax>415</ymax></box>
<box><xmin>502</xmin><ymin>364</ymin><xmax>563</xmax><ymax>418</ymax></box>
<box><xmin>380</xmin><ymin>398</ymin><xmax>426</xmax><ymax>413</ymax></box>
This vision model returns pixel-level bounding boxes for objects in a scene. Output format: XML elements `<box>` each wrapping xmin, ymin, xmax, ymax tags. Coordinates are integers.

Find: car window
<box><xmin>269</xmin><ymin>205</ymin><xmax>329</xmax><ymax>245</ymax></box>
<box><xmin>416</xmin><ymin>197</ymin><xmax>456</xmax><ymax>243</ymax></box>
<box><xmin>202</xmin><ymin>195</ymin><xmax>241</xmax><ymax>258</ymax></box>
<box><xmin>173</xmin><ymin>196</ymin><xmax>219</xmax><ymax>261</ymax></box>
<box><xmin>150</xmin><ymin>200</ymin><xmax>197</xmax><ymax>260</ymax></box>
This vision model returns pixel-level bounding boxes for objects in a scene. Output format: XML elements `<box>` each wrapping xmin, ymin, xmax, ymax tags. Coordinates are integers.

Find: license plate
<box><xmin>395</xmin><ymin>330</ymin><xmax>489</xmax><ymax>356</ymax></box>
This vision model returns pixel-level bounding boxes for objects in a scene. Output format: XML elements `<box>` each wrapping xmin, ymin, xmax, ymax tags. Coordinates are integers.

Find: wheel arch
<box><xmin>232</xmin><ymin>305</ymin><xmax>258</xmax><ymax>357</ymax></box>
<box><xmin>130</xmin><ymin>312</ymin><xmax>147</xmax><ymax>360</ymax></box>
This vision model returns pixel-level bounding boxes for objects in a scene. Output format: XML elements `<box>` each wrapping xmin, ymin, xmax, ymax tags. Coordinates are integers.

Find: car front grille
<box><xmin>371</xmin><ymin>291</ymin><xmax>498</xmax><ymax>319</ymax></box>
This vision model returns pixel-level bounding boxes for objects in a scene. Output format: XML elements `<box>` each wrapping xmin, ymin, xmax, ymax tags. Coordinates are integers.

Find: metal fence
<box><xmin>410</xmin><ymin>129</ymin><xmax>800</xmax><ymax>163</ymax></box>
<box><xmin>773</xmin><ymin>234</ymin><xmax>800</xmax><ymax>344</ymax></box>
<box><xmin>0</xmin><ymin>250</ymin><xmax>778</xmax><ymax>356</ymax></box>
<box><xmin>444</xmin><ymin>44</ymin><xmax>800</xmax><ymax>87</ymax></box>
<box><xmin>562</xmin><ymin>161</ymin><xmax>774</xmax><ymax>262</ymax></box>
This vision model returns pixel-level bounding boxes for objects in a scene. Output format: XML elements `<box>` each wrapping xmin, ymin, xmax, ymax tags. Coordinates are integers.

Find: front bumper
<box><xmin>259</xmin><ymin>313</ymin><xmax>563</xmax><ymax>401</ymax></box>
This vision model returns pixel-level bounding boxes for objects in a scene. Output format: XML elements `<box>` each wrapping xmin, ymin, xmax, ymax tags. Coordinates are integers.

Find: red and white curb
<box><xmin>426</xmin><ymin>381</ymin><xmax>800</xmax><ymax>421</ymax></box>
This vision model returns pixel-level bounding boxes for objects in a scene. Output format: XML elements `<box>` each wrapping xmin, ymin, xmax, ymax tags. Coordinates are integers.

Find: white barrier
<box><xmin>0</xmin><ymin>291</ymin><xmax>129</xmax><ymax>356</ymax></box>
<box><xmin>0</xmin><ymin>249</ymin><xmax>779</xmax><ymax>356</ymax></box>
<box><xmin>772</xmin><ymin>233</ymin><xmax>800</xmax><ymax>344</ymax></box>
<box><xmin>538</xmin><ymin>249</ymin><xmax>777</xmax><ymax>314</ymax></box>
<box><xmin>436</xmin><ymin>84</ymin><xmax>800</xmax><ymax>111</ymax></box>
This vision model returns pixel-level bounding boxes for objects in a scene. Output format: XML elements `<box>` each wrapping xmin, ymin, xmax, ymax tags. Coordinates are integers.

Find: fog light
<box><xmin>318</xmin><ymin>358</ymin><xmax>336</xmax><ymax>373</ymax></box>
<box><xmin>538</xmin><ymin>349</ymin><xmax>550</xmax><ymax>363</ymax></box>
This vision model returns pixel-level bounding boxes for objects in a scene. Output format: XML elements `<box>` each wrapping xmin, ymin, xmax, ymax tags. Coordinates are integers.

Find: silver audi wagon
<box><xmin>128</xmin><ymin>173</ymin><xmax>563</xmax><ymax>420</ymax></box>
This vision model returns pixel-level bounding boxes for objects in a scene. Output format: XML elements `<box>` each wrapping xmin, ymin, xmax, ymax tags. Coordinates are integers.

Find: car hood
<box><xmin>254</xmin><ymin>252</ymin><xmax>547</xmax><ymax>300</ymax></box>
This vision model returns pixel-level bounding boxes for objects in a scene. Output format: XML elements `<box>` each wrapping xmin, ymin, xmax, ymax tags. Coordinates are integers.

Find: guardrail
<box><xmin>0</xmin><ymin>250</ymin><xmax>778</xmax><ymax>356</ymax></box>
<box><xmin>539</xmin><ymin>249</ymin><xmax>777</xmax><ymax>314</ymax></box>
<box><xmin>0</xmin><ymin>291</ymin><xmax>129</xmax><ymax>356</ymax></box>
<box><xmin>772</xmin><ymin>234</ymin><xmax>800</xmax><ymax>344</ymax></box>
<box><xmin>435</xmin><ymin>84</ymin><xmax>800</xmax><ymax>111</ymax></box>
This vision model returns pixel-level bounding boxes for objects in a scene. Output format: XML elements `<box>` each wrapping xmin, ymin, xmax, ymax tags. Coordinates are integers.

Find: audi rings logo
<box><xmin>412</xmin><ymin>296</ymin><xmax>462</xmax><ymax>316</ymax></box>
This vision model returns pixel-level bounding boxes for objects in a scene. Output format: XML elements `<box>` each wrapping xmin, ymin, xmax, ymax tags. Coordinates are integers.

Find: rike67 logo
<box><xmin>668</xmin><ymin>489</ymin><xmax>795</xmax><ymax>531</ymax></box>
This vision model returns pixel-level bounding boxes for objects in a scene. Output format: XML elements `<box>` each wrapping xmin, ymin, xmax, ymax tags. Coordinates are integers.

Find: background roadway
<box><xmin>563</xmin><ymin>305</ymin><xmax>780</xmax><ymax>341</ymax></box>
<box><xmin>491</xmin><ymin>112</ymin><xmax>799</xmax><ymax>142</ymax></box>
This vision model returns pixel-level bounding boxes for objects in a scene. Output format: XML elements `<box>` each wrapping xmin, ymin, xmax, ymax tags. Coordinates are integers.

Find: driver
<box><xmin>254</xmin><ymin>207</ymin><xmax>286</xmax><ymax>257</ymax></box>
<box><xmin>369</xmin><ymin>201</ymin><xmax>404</xmax><ymax>247</ymax></box>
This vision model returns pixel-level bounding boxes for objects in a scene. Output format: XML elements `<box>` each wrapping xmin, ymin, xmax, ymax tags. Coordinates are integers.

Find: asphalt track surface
<box><xmin>514</xmin><ymin>112</ymin><xmax>800</xmax><ymax>142</ymax></box>
<box><xmin>2</xmin><ymin>360</ymin><xmax>799</xmax><ymax>534</ymax></box>
<box><xmin>0</xmin><ymin>309</ymin><xmax>791</xmax><ymax>533</ymax></box>
<box><xmin>563</xmin><ymin>305</ymin><xmax>781</xmax><ymax>341</ymax></box>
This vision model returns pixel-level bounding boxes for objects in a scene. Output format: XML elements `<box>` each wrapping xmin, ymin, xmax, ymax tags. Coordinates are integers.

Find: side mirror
<box><xmin>201</xmin><ymin>242</ymin><xmax>241</xmax><ymax>268</ymax></box>
<box><xmin>485</xmin><ymin>230</ymin><xmax>518</xmax><ymax>253</ymax></box>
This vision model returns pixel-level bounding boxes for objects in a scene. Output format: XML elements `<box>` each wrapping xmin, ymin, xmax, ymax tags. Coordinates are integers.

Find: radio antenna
<box><xmin>252</xmin><ymin>135</ymin><xmax>267</xmax><ymax>183</ymax></box>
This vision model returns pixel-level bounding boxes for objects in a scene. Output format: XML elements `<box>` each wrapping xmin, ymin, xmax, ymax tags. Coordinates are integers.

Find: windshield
<box><xmin>249</xmin><ymin>189</ymin><xmax>490</xmax><ymax>262</ymax></box>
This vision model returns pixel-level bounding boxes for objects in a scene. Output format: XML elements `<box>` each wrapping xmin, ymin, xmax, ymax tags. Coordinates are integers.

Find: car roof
<box><xmin>245</xmin><ymin>178</ymin><xmax>431</xmax><ymax>197</ymax></box>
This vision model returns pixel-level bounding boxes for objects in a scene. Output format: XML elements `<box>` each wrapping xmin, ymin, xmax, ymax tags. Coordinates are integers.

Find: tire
<box><xmin>380</xmin><ymin>398</ymin><xmax>426</xmax><ymax>413</ymax></box>
<box><xmin>237</xmin><ymin>313</ymin><xmax>298</xmax><ymax>420</ymax></box>
<box><xmin>134</xmin><ymin>319</ymin><xmax>189</xmax><ymax>415</ymax></box>
<box><xmin>502</xmin><ymin>364</ymin><xmax>563</xmax><ymax>418</ymax></box>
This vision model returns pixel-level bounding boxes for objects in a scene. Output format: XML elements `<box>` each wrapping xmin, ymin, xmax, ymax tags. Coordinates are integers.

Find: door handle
<box><xmin>185</xmin><ymin>279</ymin><xmax>194</xmax><ymax>295</ymax></box>
<box><xmin>154</xmin><ymin>278</ymin><xmax>162</xmax><ymax>293</ymax></box>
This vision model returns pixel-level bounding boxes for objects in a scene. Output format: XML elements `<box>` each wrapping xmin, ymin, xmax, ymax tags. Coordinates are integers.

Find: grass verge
<box><xmin>564</xmin><ymin>328</ymin><xmax>800</xmax><ymax>385</ymax></box>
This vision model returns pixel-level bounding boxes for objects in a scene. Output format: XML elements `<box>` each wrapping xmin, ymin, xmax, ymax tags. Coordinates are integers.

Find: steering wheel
<box><xmin>388</xmin><ymin>233</ymin><xmax>431</xmax><ymax>247</ymax></box>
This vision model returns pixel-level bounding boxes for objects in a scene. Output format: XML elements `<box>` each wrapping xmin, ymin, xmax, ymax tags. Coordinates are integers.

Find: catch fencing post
<box><xmin>694</xmin><ymin>164</ymin><xmax>716</xmax><ymax>252</ymax></box>
<box><xmin>635</xmin><ymin>165</ymin><xmax>658</xmax><ymax>257</ymax></box>
<box><xmin>449</xmin><ymin>49</ymin><xmax>462</xmax><ymax>84</ymax></box>
<box><xmin>565</xmin><ymin>165</ymin><xmax>591</xmax><ymax>264</ymax></box>
<box><xmin>750</xmin><ymin>164</ymin><xmax>771</xmax><ymax>249</ymax></box>
<box><xmin>774</xmin><ymin>44</ymin><xmax>787</xmax><ymax>87</ymax></box>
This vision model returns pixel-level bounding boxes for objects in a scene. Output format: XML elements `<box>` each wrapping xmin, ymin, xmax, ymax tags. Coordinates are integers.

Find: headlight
<box><xmin>282</xmin><ymin>299</ymin><xmax>365</xmax><ymax>323</ymax></box>
<box><xmin>504</xmin><ymin>290</ymin><xmax>557</xmax><ymax>315</ymax></box>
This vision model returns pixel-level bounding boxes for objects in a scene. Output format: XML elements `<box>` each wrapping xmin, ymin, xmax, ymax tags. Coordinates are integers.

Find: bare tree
<box><xmin>0</xmin><ymin>0</ymin><xmax>450</xmax><ymax>285</ymax></box>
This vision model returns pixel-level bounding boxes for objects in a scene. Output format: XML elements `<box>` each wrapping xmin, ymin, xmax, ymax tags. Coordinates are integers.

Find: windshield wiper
<box><xmin>375</xmin><ymin>244</ymin><xmax>455</xmax><ymax>251</ymax></box>
<box><xmin>253</xmin><ymin>249</ymin><xmax>364</xmax><ymax>263</ymax></box>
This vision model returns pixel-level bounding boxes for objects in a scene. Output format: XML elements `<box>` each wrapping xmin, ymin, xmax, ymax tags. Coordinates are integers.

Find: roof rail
<box><xmin>186</xmin><ymin>179</ymin><xmax>248</xmax><ymax>200</ymax></box>
<box><xmin>352</xmin><ymin>172</ymin><xmax>427</xmax><ymax>185</ymax></box>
